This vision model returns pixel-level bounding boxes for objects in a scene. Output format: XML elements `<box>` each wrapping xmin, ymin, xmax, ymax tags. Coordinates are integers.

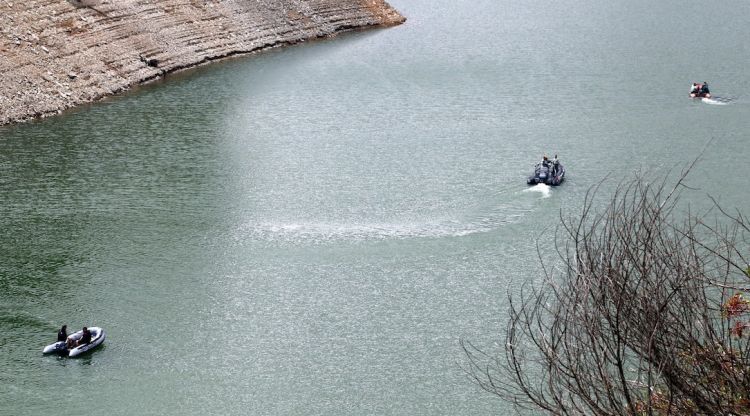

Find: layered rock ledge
<box><xmin>0</xmin><ymin>0</ymin><xmax>404</xmax><ymax>125</ymax></box>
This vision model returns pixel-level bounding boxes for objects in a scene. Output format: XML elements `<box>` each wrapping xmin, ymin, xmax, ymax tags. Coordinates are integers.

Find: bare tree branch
<box><xmin>463</xmin><ymin>167</ymin><xmax>750</xmax><ymax>415</ymax></box>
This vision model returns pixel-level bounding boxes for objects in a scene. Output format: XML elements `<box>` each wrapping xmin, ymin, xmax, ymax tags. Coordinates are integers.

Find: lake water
<box><xmin>2</xmin><ymin>0</ymin><xmax>749</xmax><ymax>414</ymax></box>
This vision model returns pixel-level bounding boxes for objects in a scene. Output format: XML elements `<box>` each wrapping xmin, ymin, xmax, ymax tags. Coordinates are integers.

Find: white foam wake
<box><xmin>238</xmin><ymin>220</ymin><xmax>494</xmax><ymax>244</ymax></box>
<box><xmin>702</xmin><ymin>97</ymin><xmax>730</xmax><ymax>105</ymax></box>
<box><xmin>523</xmin><ymin>183</ymin><xmax>552</xmax><ymax>198</ymax></box>
<box><xmin>232</xmin><ymin>205</ymin><xmax>539</xmax><ymax>246</ymax></box>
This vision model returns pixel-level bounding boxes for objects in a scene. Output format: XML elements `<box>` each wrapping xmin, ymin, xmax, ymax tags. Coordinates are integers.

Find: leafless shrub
<box><xmin>463</xmin><ymin>168</ymin><xmax>750</xmax><ymax>415</ymax></box>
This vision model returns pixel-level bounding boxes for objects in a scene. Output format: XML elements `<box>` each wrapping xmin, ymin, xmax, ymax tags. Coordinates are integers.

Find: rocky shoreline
<box><xmin>0</xmin><ymin>0</ymin><xmax>404</xmax><ymax>125</ymax></box>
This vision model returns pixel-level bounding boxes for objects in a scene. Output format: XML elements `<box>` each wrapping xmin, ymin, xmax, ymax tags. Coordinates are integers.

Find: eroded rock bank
<box><xmin>0</xmin><ymin>0</ymin><xmax>404</xmax><ymax>125</ymax></box>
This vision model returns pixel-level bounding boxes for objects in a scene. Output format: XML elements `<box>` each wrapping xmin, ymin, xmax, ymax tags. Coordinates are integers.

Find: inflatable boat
<box><xmin>43</xmin><ymin>327</ymin><xmax>105</xmax><ymax>357</ymax></box>
<box><xmin>527</xmin><ymin>160</ymin><xmax>565</xmax><ymax>186</ymax></box>
<box><xmin>690</xmin><ymin>83</ymin><xmax>711</xmax><ymax>98</ymax></box>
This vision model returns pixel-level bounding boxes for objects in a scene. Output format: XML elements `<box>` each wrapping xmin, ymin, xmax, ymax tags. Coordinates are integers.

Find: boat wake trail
<box><xmin>233</xmin><ymin>187</ymin><xmax>556</xmax><ymax>246</ymax></box>
<box><xmin>522</xmin><ymin>183</ymin><xmax>552</xmax><ymax>198</ymax></box>
<box><xmin>702</xmin><ymin>96</ymin><xmax>733</xmax><ymax>105</ymax></box>
<box><xmin>238</xmin><ymin>218</ymin><xmax>504</xmax><ymax>245</ymax></box>
<box><xmin>235</xmin><ymin>199</ymin><xmax>540</xmax><ymax>246</ymax></box>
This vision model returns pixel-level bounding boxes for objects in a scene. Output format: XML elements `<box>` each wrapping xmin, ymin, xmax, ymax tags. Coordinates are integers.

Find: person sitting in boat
<box><xmin>690</xmin><ymin>83</ymin><xmax>700</xmax><ymax>95</ymax></box>
<box><xmin>541</xmin><ymin>155</ymin><xmax>550</xmax><ymax>167</ymax></box>
<box><xmin>700</xmin><ymin>82</ymin><xmax>710</xmax><ymax>95</ymax></box>
<box><xmin>78</xmin><ymin>327</ymin><xmax>92</xmax><ymax>346</ymax></box>
<box><xmin>57</xmin><ymin>325</ymin><xmax>68</xmax><ymax>342</ymax></box>
<box><xmin>67</xmin><ymin>326</ymin><xmax>92</xmax><ymax>349</ymax></box>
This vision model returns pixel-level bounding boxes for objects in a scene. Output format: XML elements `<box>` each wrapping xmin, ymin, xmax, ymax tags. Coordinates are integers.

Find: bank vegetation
<box><xmin>464</xmin><ymin>168</ymin><xmax>750</xmax><ymax>415</ymax></box>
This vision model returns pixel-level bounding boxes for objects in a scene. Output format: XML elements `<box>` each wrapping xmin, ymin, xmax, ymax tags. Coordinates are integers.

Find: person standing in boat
<box><xmin>542</xmin><ymin>155</ymin><xmax>550</xmax><ymax>167</ymax></box>
<box><xmin>57</xmin><ymin>325</ymin><xmax>67</xmax><ymax>342</ymax></box>
<box><xmin>551</xmin><ymin>155</ymin><xmax>559</xmax><ymax>176</ymax></box>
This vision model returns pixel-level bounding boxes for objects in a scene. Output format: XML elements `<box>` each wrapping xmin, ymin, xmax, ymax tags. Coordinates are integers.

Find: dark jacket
<box><xmin>57</xmin><ymin>327</ymin><xmax>67</xmax><ymax>342</ymax></box>
<box><xmin>80</xmin><ymin>328</ymin><xmax>92</xmax><ymax>345</ymax></box>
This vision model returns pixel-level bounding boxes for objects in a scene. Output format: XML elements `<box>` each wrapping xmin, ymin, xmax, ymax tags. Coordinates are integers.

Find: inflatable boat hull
<box><xmin>42</xmin><ymin>327</ymin><xmax>105</xmax><ymax>357</ymax></box>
